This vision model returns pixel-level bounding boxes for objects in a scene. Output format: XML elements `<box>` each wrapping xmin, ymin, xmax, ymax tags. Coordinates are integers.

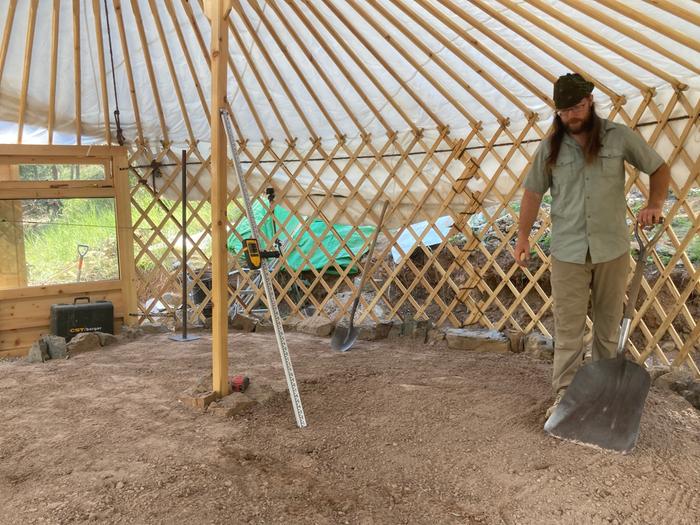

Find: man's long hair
<box><xmin>546</xmin><ymin>103</ymin><xmax>602</xmax><ymax>168</ymax></box>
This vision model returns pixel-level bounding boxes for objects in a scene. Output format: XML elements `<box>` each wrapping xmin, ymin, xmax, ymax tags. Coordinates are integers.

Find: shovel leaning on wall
<box><xmin>331</xmin><ymin>200</ymin><xmax>390</xmax><ymax>352</ymax></box>
<box><xmin>76</xmin><ymin>244</ymin><xmax>89</xmax><ymax>282</ymax></box>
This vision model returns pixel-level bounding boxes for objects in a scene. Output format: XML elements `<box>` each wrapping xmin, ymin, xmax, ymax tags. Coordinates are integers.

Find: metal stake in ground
<box><xmin>220</xmin><ymin>109</ymin><xmax>306</xmax><ymax>429</ymax></box>
<box><xmin>331</xmin><ymin>200</ymin><xmax>390</xmax><ymax>352</ymax></box>
<box><xmin>170</xmin><ymin>150</ymin><xmax>200</xmax><ymax>343</ymax></box>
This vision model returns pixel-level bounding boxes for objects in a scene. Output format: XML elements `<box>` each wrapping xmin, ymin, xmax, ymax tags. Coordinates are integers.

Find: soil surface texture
<box><xmin>1</xmin><ymin>331</ymin><xmax>699</xmax><ymax>524</ymax></box>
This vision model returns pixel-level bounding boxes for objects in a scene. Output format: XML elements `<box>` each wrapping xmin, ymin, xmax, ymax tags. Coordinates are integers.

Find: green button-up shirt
<box><xmin>523</xmin><ymin>118</ymin><xmax>664</xmax><ymax>264</ymax></box>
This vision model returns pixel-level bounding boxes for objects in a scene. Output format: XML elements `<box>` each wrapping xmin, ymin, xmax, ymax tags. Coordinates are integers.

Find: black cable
<box><xmin>103</xmin><ymin>0</ymin><xmax>125</xmax><ymax>146</ymax></box>
<box><xmin>117</xmin><ymin>118</ymin><xmax>690</xmax><ymax>168</ymax></box>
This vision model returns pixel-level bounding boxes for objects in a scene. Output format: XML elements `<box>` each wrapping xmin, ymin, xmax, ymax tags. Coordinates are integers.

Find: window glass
<box><xmin>0</xmin><ymin>198</ymin><xmax>119</xmax><ymax>289</ymax></box>
<box><xmin>1</xmin><ymin>163</ymin><xmax>105</xmax><ymax>182</ymax></box>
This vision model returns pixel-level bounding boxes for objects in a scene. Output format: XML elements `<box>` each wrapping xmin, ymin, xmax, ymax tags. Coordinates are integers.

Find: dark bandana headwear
<box><xmin>553</xmin><ymin>73</ymin><xmax>594</xmax><ymax>109</ymax></box>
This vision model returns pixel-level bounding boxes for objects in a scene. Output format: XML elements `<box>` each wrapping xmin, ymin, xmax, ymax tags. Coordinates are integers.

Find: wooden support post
<box><xmin>209</xmin><ymin>0</ymin><xmax>231</xmax><ymax>397</ymax></box>
<box><xmin>114</xmin><ymin>149</ymin><xmax>138</xmax><ymax>327</ymax></box>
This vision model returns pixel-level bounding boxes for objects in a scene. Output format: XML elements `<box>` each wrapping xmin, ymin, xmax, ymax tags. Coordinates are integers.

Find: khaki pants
<box><xmin>550</xmin><ymin>252</ymin><xmax>629</xmax><ymax>393</ymax></box>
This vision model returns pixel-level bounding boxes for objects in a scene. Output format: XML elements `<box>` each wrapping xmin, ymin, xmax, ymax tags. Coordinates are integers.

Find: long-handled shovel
<box><xmin>544</xmin><ymin>219</ymin><xmax>666</xmax><ymax>453</ymax></box>
<box><xmin>76</xmin><ymin>244</ymin><xmax>89</xmax><ymax>282</ymax></box>
<box><xmin>331</xmin><ymin>200</ymin><xmax>390</xmax><ymax>352</ymax></box>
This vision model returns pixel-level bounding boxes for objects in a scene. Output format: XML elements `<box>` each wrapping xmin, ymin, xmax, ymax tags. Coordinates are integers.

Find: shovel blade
<box><xmin>330</xmin><ymin>325</ymin><xmax>359</xmax><ymax>352</ymax></box>
<box><xmin>544</xmin><ymin>356</ymin><xmax>651</xmax><ymax>453</ymax></box>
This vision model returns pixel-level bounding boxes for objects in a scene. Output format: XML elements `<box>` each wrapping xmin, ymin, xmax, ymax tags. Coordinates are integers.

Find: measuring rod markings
<box><xmin>220</xmin><ymin>109</ymin><xmax>307</xmax><ymax>428</ymax></box>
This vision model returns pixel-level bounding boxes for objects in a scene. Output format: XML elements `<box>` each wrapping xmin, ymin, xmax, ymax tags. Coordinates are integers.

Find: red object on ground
<box><xmin>229</xmin><ymin>375</ymin><xmax>250</xmax><ymax>392</ymax></box>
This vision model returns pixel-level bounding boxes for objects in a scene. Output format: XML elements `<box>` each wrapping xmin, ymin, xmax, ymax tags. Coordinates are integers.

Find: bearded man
<box><xmin>514</xmin><ymin>73</ymin><xmax>670</xmax><ymax>418</ymax></box>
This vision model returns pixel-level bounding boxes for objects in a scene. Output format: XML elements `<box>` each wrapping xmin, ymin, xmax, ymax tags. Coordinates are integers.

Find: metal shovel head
<box><xmin>330</xmin><ymin>324</ymin><xmax>359</xmax><ymax>352</ymax></box>
<box><xmin>544</xmin><ymin>355</ymin><xmax>651</xmax><ymax>454</ymax></box>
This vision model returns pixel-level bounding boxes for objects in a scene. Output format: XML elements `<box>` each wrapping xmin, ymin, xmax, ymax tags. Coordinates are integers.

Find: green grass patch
<box><xmin>688</xmin><ymin>235</ymin><xmax>700</xmax><ymax>265</ymax></box>
<box><xmin>629</xmin><ymin>201</ymin><xmax>645</xmax><ymax>214</ymax></box>
<box><xmin>24</xmin><ymin>198</ymin><xmax>118</xmax><ymax>285</ymax></box>
<box><xmin>671</xmin><ymin>216</ymin><xmax>692</xmax><ymax>239</ymax></box>
<box><xmin>536</xmin><ymin>232</ymin><xmax>551</xmax><ymax>253</ymax></box>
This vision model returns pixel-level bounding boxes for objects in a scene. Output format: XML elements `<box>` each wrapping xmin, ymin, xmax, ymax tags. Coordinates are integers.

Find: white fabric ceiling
<box><xmin>0</xmin><ymin>1</ymin><xmax>698</xmax><ymax>224</ymax></box>
<box><xmin>1</xmin><ymin>0</ymin><xmax>698</xmax><ymax>148</ymax></box>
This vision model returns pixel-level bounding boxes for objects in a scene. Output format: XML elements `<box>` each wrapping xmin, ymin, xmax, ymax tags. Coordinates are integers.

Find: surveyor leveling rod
<box><xmin>220</xmin><ymin>109</ymin><xmax>307</xmax><ymax>429</ymax></box>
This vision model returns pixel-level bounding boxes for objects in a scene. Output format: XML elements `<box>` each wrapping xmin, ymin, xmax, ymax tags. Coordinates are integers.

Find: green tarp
<box><xmin>227</xmin><ymin>200</ymin><xmax>374</xmax><ymax>275</ymax></box>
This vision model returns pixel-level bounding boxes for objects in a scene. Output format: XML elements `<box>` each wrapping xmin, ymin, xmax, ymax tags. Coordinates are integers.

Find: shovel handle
<box><xmin>349</xmin><ymin>200</ymin><xmax>390</xmax><ymax>321</ymax></box>
<box><xmin>619</xmin><ymin>218</ymin><xmax>666</xmax><ymax>355</ymax></box>
<box><xmin>633</xmin><ymin>217</ymin><xmax>665</xmax><ymax>255</ymax></box>
<box><xmin>626</xmin><ymin>218</ymin><xmax>665</xmax><ymax>317</ymax></box>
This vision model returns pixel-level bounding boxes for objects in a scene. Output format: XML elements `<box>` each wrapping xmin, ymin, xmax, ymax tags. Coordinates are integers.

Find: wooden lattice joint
<box><xmin>126</xmin><ymin>96</ymin><xmax>700</xmax><ymax>377</ymax></box>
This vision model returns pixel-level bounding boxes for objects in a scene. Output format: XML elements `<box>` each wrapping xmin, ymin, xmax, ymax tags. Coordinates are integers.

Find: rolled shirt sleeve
<box><xmin>621</xmin><ymin>126</ymin><xmax>665</xmax><ymax>175</ymax></box>
<box><xmin>523</xmin><ymin>142</ymin><xmax>552</xmax><ymax>195</ymax></box>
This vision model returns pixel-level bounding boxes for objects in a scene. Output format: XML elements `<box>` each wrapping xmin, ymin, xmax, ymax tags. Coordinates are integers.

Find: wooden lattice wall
<box><xmin>128</xmin><ymin>88</ymin><xmax>700</xmax><ymax>377</ymax></box>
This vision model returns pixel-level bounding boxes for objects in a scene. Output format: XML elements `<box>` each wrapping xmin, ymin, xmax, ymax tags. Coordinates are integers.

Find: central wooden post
<box><xmin>208</xmin><ymin>0</ymin><xmax>232</xmax><ymax>396</ymax></box>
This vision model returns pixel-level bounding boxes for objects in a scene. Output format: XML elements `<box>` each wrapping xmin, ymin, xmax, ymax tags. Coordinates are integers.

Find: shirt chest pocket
<box><xmin>599</xmin><ymin>148</ymin><xmax>624</xmax><ymax>178</ymax></box>
<box><xmin>550</xmin><ymin>152</ymin><xmax>578</xmax><ymax>196</ymax></box>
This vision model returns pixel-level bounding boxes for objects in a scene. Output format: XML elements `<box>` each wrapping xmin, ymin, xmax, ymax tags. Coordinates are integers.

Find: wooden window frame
<box><xmin>0</xmin><ymin>144</ymin><xmax>137</xmax><ymax>356</ymax></box>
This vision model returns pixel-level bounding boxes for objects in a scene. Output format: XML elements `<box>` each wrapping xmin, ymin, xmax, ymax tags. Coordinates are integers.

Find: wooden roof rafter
<box><xmin>113</xmin><ymin>0</ymin><xmax>144</xmax><ymax>145</ymax></box>
<box><xmin>179</xmin><ymin>0</ymin><xmax>245</xmax><ymax>140</ymax></box>
<box><xmin>0</xmin><ymin>0</ymin><xmax>697</xmax><ymax>152</ymax></box>
<box><xmin>162</xmin><ymin>0</ymin><xmax>211</xmax><ymax>125</ymax></box>
<box><xmin>146</xmin><ymin>0</ymin><xmax>197</xmax><ymax>145</ymax></box>
<box><xmin>392</xmin><ymin>0</ymin><xmax>551</xmax><ymax>111</ymax></box>
<box><xmin>232</xmin><ymin>1</ymin><xmax>318</xmax><ymax>142</ymax></box>
<box><xmin>0</xmin><ymin>0</ymin><xmax>18</xmax><ymax>91</ymax></box>
<box><xmin>467</xmin><ymin>0</ymin><xmax>623</xmax><ymax>103</ymax></box>
<box><xmin>128</xmin><ymin>0</ymin><xmax>169</xmax><ymax>144</ymax></box>
<box><xmin>47</xmin><ymin>0</ymin><xmax>60</xmax><ymax>144</ymax></box>
<box><xmin>359</xmin><ymin>0</ymin><xmax>513</xmax><ymax>126</ymax></box>
<box><xmin>90</xmin><ymin>0</ymin><xmax>113</xmax><ymax>145</ymax></box>
<box><xmin>437</xmin><ymin>0</ymin><xmax>557</xmax><ymax>89</ymax></box>
<box><xmin>559</xmin><ymin>0</ymin><xmax>700</xmax><ymax>77</ymax></box>
<box><xmin>597</xmin><ymin>0</ymin><xmax>700</xmax><ymax>53</ymax></box>
<box><xmin>642</xmin><ymin>0</ymin><xmax>700</xmax><ymax>27</ymax></box>
<box><xmin>498</xmin><ymin>0</ymin><xmax>677</xmax><ymax>96</ymax></box>
<box><xmin>527</xmin><ymin>0</ymin><xmax>687</xmax><ymax>90</ymax></box>
<box><xmin>17</xmin><ymin>0</ymin><xmax>39</xmax><ymax>144</ymax></box>
<box><xmin>324</xmin><ymin>0</ymin><xmax>531</xmax><ymax>215</ymax></box>
<box><xmin>265</xmin><ymin>0</ymin><xmax>365</xmax><ymax>137</ymax></box>
<box><xmin>284</xmin><ymin>0</ymin><xmax>398</xmax><ymax>136</ymax></box>
<box><xmin>316</xmin><ymin>0</ymin><xmax>448</xmax><ymax>131</ymax></box>
<box><xmin>242</xmin><ymin>1</ymin><xmax>342</xmax><ymax>140</ymax></box>
<box><xmin>72</xmin><ymin>0</ymin><xmax>81</xmax><ymax>144</ymax></box>
<box><xmin>213</xmin><ymin>2</ymin><xmax>296</xmax><ymax>144</ymax></box>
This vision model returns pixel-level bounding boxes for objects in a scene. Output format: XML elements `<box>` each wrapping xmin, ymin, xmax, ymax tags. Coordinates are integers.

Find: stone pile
<box><xmin>26</xmin><ymin>330</ymin><xmax>120</xmax><ymax>363</ymax></box>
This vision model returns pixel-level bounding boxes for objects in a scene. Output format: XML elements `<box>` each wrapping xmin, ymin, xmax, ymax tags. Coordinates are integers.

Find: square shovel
<box><xmin>331</xmin><ymin>200</ymin><xmax>390</xmax><ymax>352</ymax></box>
<box><xmin>544</xmin><ymin>219</ymin><xmax>666</xmax><ymax>453</ymax></box>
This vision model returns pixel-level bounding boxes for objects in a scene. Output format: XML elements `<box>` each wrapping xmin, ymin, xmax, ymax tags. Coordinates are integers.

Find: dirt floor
<box><xmin>1</xmin><ymin>331</ymin><xmax>699</xmax><ymax>525</ymax></box>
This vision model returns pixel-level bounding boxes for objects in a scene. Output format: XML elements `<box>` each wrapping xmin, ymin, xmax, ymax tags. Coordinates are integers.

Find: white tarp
<box><xmin>390</xmin><ymin>215</ymin><xmax>455</xmax><ymax>263</ymax></box>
